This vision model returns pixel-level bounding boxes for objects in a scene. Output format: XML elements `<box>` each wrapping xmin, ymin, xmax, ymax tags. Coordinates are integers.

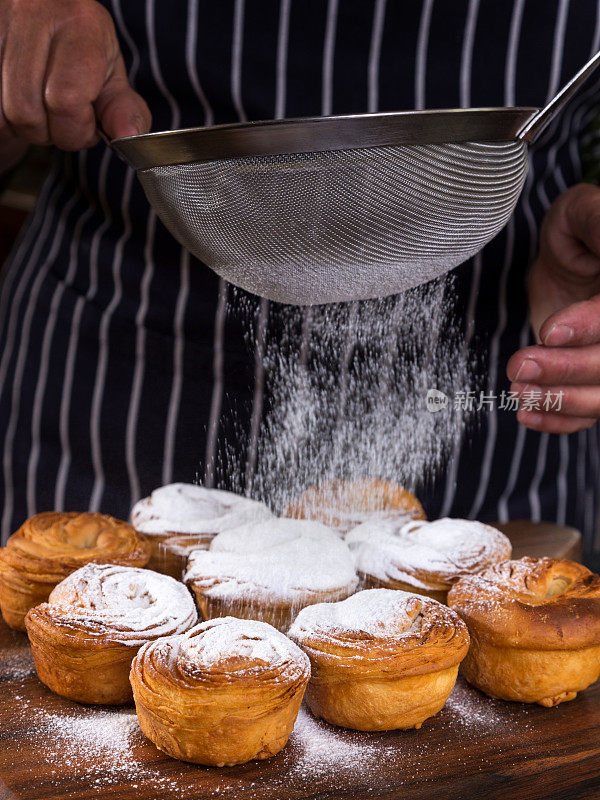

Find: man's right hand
<box><xmin>0</xmin><ymin>0</ymin><xmax>151</xmax><ymax>161</ymax></box>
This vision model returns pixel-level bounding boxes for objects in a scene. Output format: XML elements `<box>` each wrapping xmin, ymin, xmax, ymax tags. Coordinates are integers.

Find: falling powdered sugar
<box><xmin>213</xmin><ymin>276</ymin><xmax>476</xmax><ymax>515</ymax></box>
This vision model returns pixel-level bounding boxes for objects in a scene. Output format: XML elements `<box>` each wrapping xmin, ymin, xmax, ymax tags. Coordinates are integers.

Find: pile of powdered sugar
<box><xmin>45</xmin><ymin>563</ymin><xmax>198</xmax><ymax>644</ymax></box>
<box><xmin>185</xmin><ymin>518</ymin><xmax>358</xmax><ymax>604</ymax></box>
<box><xmin>346</xmin><ymin>518</ymin><xmax>512</xmax><ymax>586</ymax></box>
<box><xmin>288</xmin><ymin>588</ymin><xmax>425</xmax><ymax>643</ymax></box>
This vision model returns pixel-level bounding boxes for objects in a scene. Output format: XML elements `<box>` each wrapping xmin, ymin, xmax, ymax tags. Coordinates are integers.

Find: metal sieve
<box><xmin>112</xmin><ymin>52</ymin><xmax>600</xmax><ymax>306</ymax></box>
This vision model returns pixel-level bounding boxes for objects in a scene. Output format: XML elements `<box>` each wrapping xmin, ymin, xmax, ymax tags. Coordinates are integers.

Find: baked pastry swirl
<box><xmin>184</xmin><ymin>517</ymin><xmax>358</xmax><ymax>631</ymax></box>
<box><xmin>286</xmin><ymin>478</ymin><xmax>425</xmax><ymax>534</ymax></box>
<box><xmin>25</xmin><ymin>563</ymin><xmax>198</xmax><ymax>705</ymax></box>
<box><xmin>0</xmin><ymin>511</ymin><xmax>150</xmax><ymax>631</ymax></box>
<box><xmin>287</xmin><ymin>588</ymin><xmax>469</xmax><ymax>730</ymax></box>
<box><xmin>130</xmin><ymin>616</ymin><xmax>310</xmax><ymax>766</ymax></box>
<box><xmin>448</xmin><ymin>557</ymin><xmax>600</xmax><ymax>706</ymax></box>
<box><xmin>130</xmin><ymin>483</ymin><xmax>272</xmax><ymax>574</ymax></box>
<box><xmin>346</xmin><ymin>517</ymin><xmax>512</xmax><ymax>602</ymax></box>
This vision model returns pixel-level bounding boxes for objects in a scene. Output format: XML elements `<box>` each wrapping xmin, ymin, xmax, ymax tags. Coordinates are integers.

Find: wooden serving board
<box><xmin>1</xmin><ymin>521</ymin><xmax>597</xmax><ymax>800</ymax></box>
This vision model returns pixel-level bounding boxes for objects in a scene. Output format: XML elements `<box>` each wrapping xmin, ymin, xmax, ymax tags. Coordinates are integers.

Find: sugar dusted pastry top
<box><xmin>26</xmin><ymin>563</ymin><xmax>198</xmax><ymax>646</ymax></box>
<box><xmin>346</xmin><ymin>517</ymin><xmax>511</xmax><ymax>591</ymax></box>
<box><xmin>133</xmin><ymin>616</ymin><xmax>311</xmax><ymax>689</ymax></box>
<box><xmin>185</xmin><ymin>517</ymin><xmax>358</xmax><ymax>605</ymax></box>
<box><xmin>286</xmin><ymin>478</ymin><xmax>426</xmax><ymax>533</ymax></box>
<box><xmin>0</xmin><ymin>512</ymin><xmax>150</xmax><ymax>580</ymax></box>
<box><xmin>448</xmin><ymin>557</ymin><xmax>600</xmax><ymax>650</ymax></box>
<box><xmin>130</xmin><ymin>483</ymin><xmax>272</xmax><ymax>537</ymax></box>
<box><xmin>287</xmin><ymin>588</ymin><xmax>469</xmax><ymax>676</ymax></box>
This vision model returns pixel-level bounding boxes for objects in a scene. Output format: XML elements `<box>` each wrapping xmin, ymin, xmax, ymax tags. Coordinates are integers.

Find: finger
<box><xmin>538</xmin><ymin>293</ymin><xmax>600</xmax><ymax>347</ymax></box>
<box><xmin>516</xmin><ymin>408</ymin><xmax>596</xmax><ymax>434</ymax></box>
<box><xmin>511</xmin><ymin>383</ymin><xmax>600</xmax><ymax>419</ymax></box>
<box><xmin>507</xmin><ymin>342</ymin><xmax>600</xmax><ymax>385</ymax></box>
<box><xmin>95</xmin><ymin>54</ymin><xmax>151</xmax><ymax>140</ymax></box>
<box><xmin>43</xmin><ymin>29</ymin><xmax>110</xmax><ymax>151</ymax></box>
<box><xmin>563</xmin><ymin>184</ymin><xmax>600</xmax><ymax>260</ymax></box>
<box><xmin>1</xmin><ymin>20</ymin><xmax>51</xmax><ymax>144</ymax></box>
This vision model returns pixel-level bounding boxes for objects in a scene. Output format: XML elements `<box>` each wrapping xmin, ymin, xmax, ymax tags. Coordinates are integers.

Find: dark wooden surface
<box><xmin>0</xmin><ymin>521</ymin><xmax>596</xmax><ymax>800</ymax></box>
<box><xmin>495</xmin><ymin>519</ymin><xmax>582</xmax><ymax>562</ymax></box>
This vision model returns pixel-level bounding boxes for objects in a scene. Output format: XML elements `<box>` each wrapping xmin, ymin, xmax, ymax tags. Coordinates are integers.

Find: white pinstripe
<box><xmin>245</xmin><ymin>298</ymin><xmax>269</xmax><ymax>492</ymax></box>
<box><xmin>27</xmin><ymin>152</ymin><xmax>92</xmax><ymax>515</ymax></box>
<box><xmin>0</xmin><ymin>165</ymin><xmax>58</xmax><ymax>345</ymax></box>
<box><xmin>528</xmin><ymin>432</ymin><xmax>549</xmax><ymax>521</ymax></box>
<box><xmin>496</xmin><ymin>318</ymin><xmax>529</xmax><ymax>521</ymax></box>
<box><xmin>321</xmin><ymin>0</ymin><xmax>339</xmax><ymax>116</ymax></box>
<box><xmin>0</xmin><ymin>163</ymin><xmax>61</xmax><ymax>409</ymax></box>
<box><xmin>414</xmin><ymin>0</ymin><xmax>434</xmax><ymax>111</ymax></box>
<box><xmin>89</xmin><ymin>152</ymin><xmax>130</xmax><ymax>512</ymax></box>
<box><xmin>124</xmin><ymin>0</ymin><xmax>182</xmax><ymax>507</ymax></box>
<box><xmin>204</xmin><ymin>280</ymin><xmax>228</xmax><ymax>487</ymax></box>
<box><xmin>231</xmin><ymin>0</ymin><xmax>247</xmax><ymax>123</ymax></box>
<box><xmin>2</xmin><ymin>173</ymin><xmax>80</xmax><ymax>533</ymax></box>
<box><xmin>368</xmin><ymin>0</ymin><xmax>387</xmax><ymax>114</ymax></box>
<box><xmin>439</xmin><ymin>0</ymin><xmax>482</xmax><ymax>516</ymax></box>
<box><xmin>468</xmin><ymin>218</ymin><xmax>515</xmax><ymax>519</ymax></box>
<box><xmin>459</xmin><ymin>0</ymin><xmax>479</xmax><ymax>109</ymax></box>
<box><xmin>186</xmin><ymin>0</ymin><xmax>215</xmax><ymax>127</ymax></box>
<box><xmin>440</xmin><ymin>255</ymin><xmax>482</xmax><ymax>517</ymax></box>
<box><xmin>298</xmin><ymin>0</ymin><xmax>340</xmax><ymax>377</ymax></box>
<box><xmin>485</xmin><ymin>0</ymin><xmax>567</xmax><ymax>521</ymax></box>
<box><xmin>245</xmin><ymin>0</ymin><xmax>293</xmax><ymax>490</ymax></box>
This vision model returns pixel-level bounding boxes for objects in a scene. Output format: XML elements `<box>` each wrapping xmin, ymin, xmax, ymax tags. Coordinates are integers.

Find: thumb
<box><xmin>94</xmin><ymin>55</ymin><xmax>151</xmax><ymax>140</ymax></box>
<box><xmin>538</xmin><ymin>293</ymin><xmax>600</xmax><ymax>347</ymax></box>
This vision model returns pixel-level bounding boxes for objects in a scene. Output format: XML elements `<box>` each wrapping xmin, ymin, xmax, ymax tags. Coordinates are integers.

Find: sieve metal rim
<box><xmin>111</xmin><ymin>107</ymin><xmax>537</xmax><ymax>170</ymax></box>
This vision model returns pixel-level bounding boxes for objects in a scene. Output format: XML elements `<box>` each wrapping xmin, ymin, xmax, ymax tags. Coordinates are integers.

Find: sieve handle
<box><xmin>517</xmin><ymin>50</ymin><xmax>600</xmax><ymax>143</ymax></box>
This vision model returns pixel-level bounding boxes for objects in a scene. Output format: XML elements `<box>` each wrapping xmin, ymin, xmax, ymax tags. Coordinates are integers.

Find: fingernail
<box><xmin>544</xmin><ymin>324</ymin><xmax>574</xmax><ymax>346</ymax></box>
<box><xmin>514</xmin><ymin>358</ymin><xmax>542</xmax><ymax>382</ymax></box>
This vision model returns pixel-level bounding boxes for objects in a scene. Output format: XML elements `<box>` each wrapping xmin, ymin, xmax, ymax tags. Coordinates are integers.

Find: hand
<box><xmin>507</xmin><ymin>183</ymin><xmax>600</xmax><ymax>433</ymax></box>
<box><xmin>0</xmin><ymin>0</ymin><xmax>151</xmax><ymax>155</ymax></box>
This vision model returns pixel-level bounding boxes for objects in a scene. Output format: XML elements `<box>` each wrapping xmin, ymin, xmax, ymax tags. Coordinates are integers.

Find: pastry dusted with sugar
<box><xmin>130</xmin><ymin>482</ymin><xmax>272</xmax><ymax>575</ymax></box>
<box><xmin>286</xmin><ymin>478</ymin><xmax>425</xmax><ymax>534</ymax></box>
<box><xmin>448</xmin><ymin>557</ymin><xmax>600</xmax><ymax>706</ymax></box>
<box><xmin>25</xmin><ymin>562</ymin><xmax>198</xmax><ymax>705</ymax></box>
<box><xmin>130</xmin><ymin>616</ymin><xmax>310</xmax><ymax>766</ymax></box>
<box><xmin>0</xmin><ymin>511</ymin><xmax>150</xmax><ymax>631</ymax></box>
<box><xmin>346</xmin><ymin>517</ymin><xmax>511</xmax><ymax>602</ymax></box>
<box><xmin>184</xmin><ymin>517</ymin><xmax>358</xmax><ymax>631</ymax></box>
<box><xmin>287</xmin><ymin>588</ymin><xmax>469</xmax><ymax>731</ymax></box>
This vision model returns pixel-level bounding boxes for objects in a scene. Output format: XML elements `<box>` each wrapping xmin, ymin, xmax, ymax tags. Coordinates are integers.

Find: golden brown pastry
<box><xmin>0</xmin><ymin>511</ymin><xmax>150</xmax><ymax>631</ymax></box>
<box><xmin>447</xmin><ymin>557</ymin><xmax>600</xmax><ymax>706</ymax></box>
<box><xmin>288</xmin><ymin>588</ymin><xmax>469</xmax><ymax>731</ymax></box>
<box><xmin>285</xmin><ymin>478</ymin><xmax>426</xmax><ymax>534</ymax></box>
<box><xmin>346</xmin><ymin>517</ymin><xmax>512</xmax><ymax>602</ymax></box>
<box><xmin>130</xmin><ymin>616</ymin><xmax>310</xmax><ymax>766</ymax></box>
<box><xmin>184</xmin><ymin>517</ymin><xmax>358</xmax><ymax>631</ymax></box>
<box><xmin>130</xmin><ymin>482</ymin><xmax>272</xmax><ymax>574</ymax></box>
<box><xmin>25</xmin><ymin>563</ymin><xmax>198</xmax><ymax>705</ymax></box>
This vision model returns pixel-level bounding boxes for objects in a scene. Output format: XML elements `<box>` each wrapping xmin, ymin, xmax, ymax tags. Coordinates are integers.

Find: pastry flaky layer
<box><xmin>130</xmin><ymin>617</ymin><xmax>311</xmax><ymax>766</ymax></box>
<box><xmin>130</xmin><ymin>483</ymin><xmax>272</xmax><ymax>573</ymax></box>
<box><xmin>347</xmin><ymin>517</ymin><xmax>512</xmax><ymax>602</ymax></box>
<box><xmin>185</xmin><ymin>517</ymin><xmax>358</xmax><ymax>631</ymax></box>
<box><xmin>447</xmin><ymin>557</ymin><xmax>600</xmax><ymax>706</ymax></box>
<box><xmin>285</xmin><ymin>478</ymin><xmax>426</xmax><ymax>534</ymax></box>
<box><xmin>0</xmin><ymin>511</ymin><xmax>150</xmax><ymax>631</ymax></box>
<box><xmin>287</xmin><ymin>588</ymin><xmax>469</xmax><ymax>731</ymax></box>
<box><xmin>25</xmin><ymin>563</ymin><xmax>198</xmax><ymax>705</ymax></box>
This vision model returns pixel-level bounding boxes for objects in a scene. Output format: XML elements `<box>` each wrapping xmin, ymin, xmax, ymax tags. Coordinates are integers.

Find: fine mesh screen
<box><xmin>137</xmin><ymin>140</ymin><xmax>528</xmax><ymax>305</ymax></box>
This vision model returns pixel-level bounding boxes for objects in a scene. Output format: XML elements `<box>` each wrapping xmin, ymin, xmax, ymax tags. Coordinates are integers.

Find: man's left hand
<box><xmin>507</xmin><ymin>182</ymin><xmax>600</xmax><ymax>433</ymax></box>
